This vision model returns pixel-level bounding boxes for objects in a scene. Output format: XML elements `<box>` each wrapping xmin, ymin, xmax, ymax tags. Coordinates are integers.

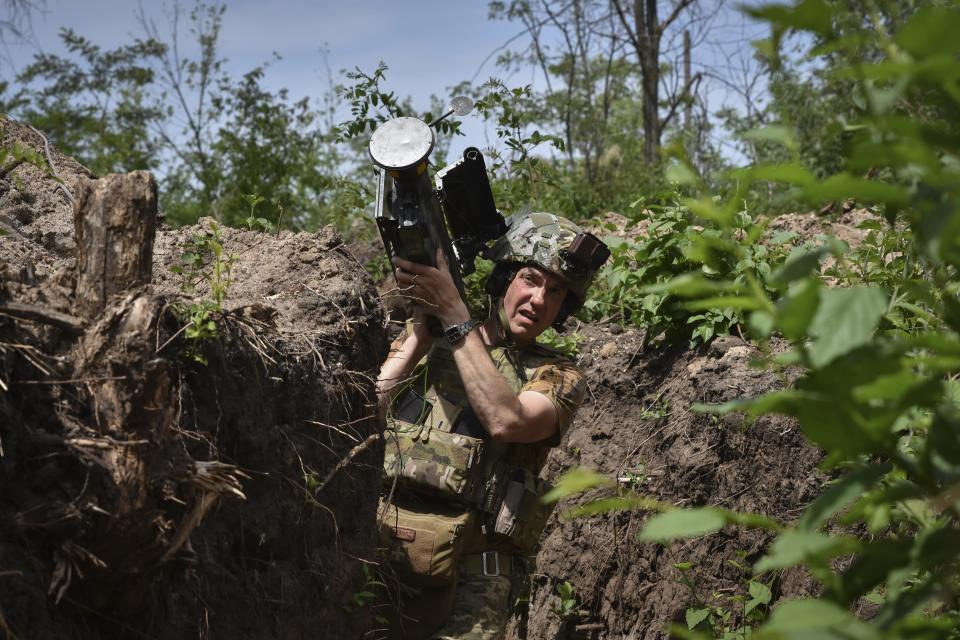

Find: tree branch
<box><xmin>660</xmin><ymin>0</ymin><xmax>697</xmax><ymax>34</ymax></box>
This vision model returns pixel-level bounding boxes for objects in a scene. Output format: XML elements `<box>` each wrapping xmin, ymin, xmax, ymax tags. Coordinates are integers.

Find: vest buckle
<box><xmin>482</xmin><ymin>550</ymin><xmax>499</xmax><ymax>577</ymax></box>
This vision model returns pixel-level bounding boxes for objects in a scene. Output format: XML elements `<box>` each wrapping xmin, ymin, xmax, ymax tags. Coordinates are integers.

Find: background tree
<box><xmin>9</xmin><ymin>28</ymin><xmax>166</xmax><ymax>174</ymax></box>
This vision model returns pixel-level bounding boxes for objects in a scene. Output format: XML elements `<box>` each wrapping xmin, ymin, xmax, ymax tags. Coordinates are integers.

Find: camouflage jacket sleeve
<box><xmin>521</xmin><ymin>360</ymin><xmax>586</xmax><ymax>445</ymax></box>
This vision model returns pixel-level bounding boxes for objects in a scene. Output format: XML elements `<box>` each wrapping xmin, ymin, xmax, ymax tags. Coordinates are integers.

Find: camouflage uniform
<box><xmin>380</xmin><ymin>331</ymin><xmax>586</xmax><ymax>640</ymax></box>
<box><xmin>379</xmin><ymin>212</ymin><xmax>604</xmax><ymax>639</ymax></box>
<box><xmin>432</xmin><ymin>572</ymin><xmax>513</xmax><ymax>640</ymax></box>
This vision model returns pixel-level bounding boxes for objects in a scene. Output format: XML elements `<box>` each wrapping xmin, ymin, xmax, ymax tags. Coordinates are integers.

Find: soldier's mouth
<box><xmin>518</xmin><ymin>309</ymin><xmax>538</xmax><ymax>323</ymax></box>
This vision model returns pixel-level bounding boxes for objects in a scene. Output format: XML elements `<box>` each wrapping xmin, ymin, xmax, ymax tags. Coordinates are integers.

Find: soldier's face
<box><xmin>502</xmin><ymin>266</ymin><xmax>567</xmax><ymax>346</ymax></box>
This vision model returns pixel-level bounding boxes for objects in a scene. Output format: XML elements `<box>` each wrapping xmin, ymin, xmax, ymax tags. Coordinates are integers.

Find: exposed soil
<box><xmin>0</xmin><ymin>116</ymin><xmax>388</xmax><ymax>639</ymax></box>
<box><xmin>513</xmin><ymin>327</ymin><xmax>823</xmax><ymax>639</ymax></box>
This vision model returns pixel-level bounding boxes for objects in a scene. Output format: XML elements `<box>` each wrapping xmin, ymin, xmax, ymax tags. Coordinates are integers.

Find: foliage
<box><xmin>8</xmin><ymin>2</ymin><xmax>369</xmax><ymax>232</ymax></box>
<box><xmin>580</xmin><ymin>197</ymin><xmax>791</xmax><ymax>346</ymax></box>
<box><xmin>169</xmin><ymin>220</ymin><xmax>235</xmax><ymax>363</ymax></box>
<box><xmin>472</xmin><ymin>79</ymin><xmax>564</xmax><ymax>212</ymax></box>
<box><xmin>343</xmin><ymin>563</ymin><xmax>384</xmax><ymax>615</ymax></box>
<box><xmin>537</xmin><ymin>327</ymin><xmax>584</xmax><ymax>358</ymax></box>
<box><xmin>333</xmin><ymin>61</ymin><xmax>463</xmax><ymax>146</ymax></box>
<box><xmin>637</xmin><ymin>2</ymin><xmax>960</xmax><ymax>637</ymax></box>
<box><xmin>241</xmin><ymin>193</ymin><xmax>270</xmax><ymax>232</ymax></box>
<box><xmin>549</xmin><ymin>580</ymin><xmax>581</xmax><ymax>620</ymax></box>
<box><xmin>487</xmin><ymin>0</ymin><xmax>724</xmax><ymax>210</ymax></box>
<box><xmin>0</xmin><ymin>137</ymin><xmax>54</xmax><ymax>184</ymax></box>
<box><xmin>674</xmin><ymin>557</ymin><xmax>773</xmax><ymax>639</ymax></box>
<box><xmin>546</xmin><ymin>2</ymin><xmax>960</xmax><ymax>637</ymax></box>
<box><xmin>9</xmin><ymin>28</ymin><xmax>166</xmax><ymax>174</ymax></box>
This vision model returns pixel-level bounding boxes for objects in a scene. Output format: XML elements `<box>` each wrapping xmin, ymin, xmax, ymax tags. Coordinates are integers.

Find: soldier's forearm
<box><xmin>377</xmin><ymin>327</ymin><xmax>433</xmax><ymax>414</ymax></box>
<box><xmin>450</xmin><ymin>329</ymin><xmax>558</xmax><ymax>443</ymax></box>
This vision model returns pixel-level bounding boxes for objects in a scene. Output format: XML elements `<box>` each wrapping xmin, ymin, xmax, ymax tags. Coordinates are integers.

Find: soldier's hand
<box><xmin>393</xmin><ymin>249</ymin><xmax>471</xmax><ymax>327</ymax></box>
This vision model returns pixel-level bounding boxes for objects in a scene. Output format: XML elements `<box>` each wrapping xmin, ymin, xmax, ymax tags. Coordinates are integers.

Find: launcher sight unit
<box><xmin>367</xmin><ymin>97</ymin><xmax>506</xmax><ymax>299</ymax></box>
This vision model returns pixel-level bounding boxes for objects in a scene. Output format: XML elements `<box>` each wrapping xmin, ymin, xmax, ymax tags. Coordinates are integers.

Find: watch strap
<box><xmin>443</xmin><ymin>319</ymin><xmax>479</xmax><ymax>345</ymax></box>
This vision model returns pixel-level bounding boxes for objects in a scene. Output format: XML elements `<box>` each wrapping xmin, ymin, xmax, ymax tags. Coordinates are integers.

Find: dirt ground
<box><xmin>509</xmin><ymin>326</ymin><xmax>823</xmax><ymax>639</ymax></box>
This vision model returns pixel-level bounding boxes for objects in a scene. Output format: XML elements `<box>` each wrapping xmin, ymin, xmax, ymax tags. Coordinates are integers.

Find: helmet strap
<box><xmin>491</xmin><ymin>297</ymin><xmax>517</xmax><ymax>347</ymax></box>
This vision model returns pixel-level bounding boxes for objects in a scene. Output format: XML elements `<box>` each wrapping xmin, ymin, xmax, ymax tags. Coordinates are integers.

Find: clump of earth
<box><xmin>0</xmin><ymin>116</ymin><xmax>387</xmax><ymax>638</ymax></box>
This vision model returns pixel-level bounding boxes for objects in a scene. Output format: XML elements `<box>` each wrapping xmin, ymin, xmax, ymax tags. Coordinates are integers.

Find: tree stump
<box><xmin>73</xmin><ymin>171</ymin><xmax>157</xmax><ymax>319</ymax></box>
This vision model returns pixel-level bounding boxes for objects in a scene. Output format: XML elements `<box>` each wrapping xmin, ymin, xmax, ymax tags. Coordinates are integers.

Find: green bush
<box><xmin>580</xmin><ymin>198</ymin><xmax>790</xmax><ymax>346</ymax></box>
<box><xmin>555</xmin><ymin>1</ymin><xmax>960</xmax><ymax>637</ymax></box>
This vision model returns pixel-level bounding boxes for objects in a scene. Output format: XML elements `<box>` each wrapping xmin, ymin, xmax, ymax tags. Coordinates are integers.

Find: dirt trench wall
<box><xmin>516</xmin><ymin>328</ymin><xmax>824</xmax><ymax>640</ymax></box>
<box><xmin>0</xmin><ymin>117</ymin><xmax>387</xmax><ymax>639</ymax></box>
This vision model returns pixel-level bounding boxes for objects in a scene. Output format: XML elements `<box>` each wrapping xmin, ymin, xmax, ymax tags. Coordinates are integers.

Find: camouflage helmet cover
<box><xmin>486</xmin><ymin>212</ymin><xmax>599</xmax><ymax>306</ymax></box>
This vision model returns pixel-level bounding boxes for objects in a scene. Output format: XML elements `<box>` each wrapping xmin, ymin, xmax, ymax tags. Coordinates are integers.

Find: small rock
<box><xmin>318</xmin><ymin>258</ymin><xmax>339</xmax><ymax>277</ymax></box>
<box><xmin>709</xmin><ymin>335</ymin><xmax>747</xmax><ymax>358</ymax></box>
<box><xmin>687</xmin><ymin>357</ymin><xmax>707</xmax><ymax>376</ymax></box>
<box><xmin>719</xmin><ymin>345</ymin><xmax>754</xmax><ymax>364</ymax></box>
<box><xmin>599</xmin><ymin>342</ymin><xmax>617</xmax><ymax>358</ymax></box>
<box><xmin>300</xmin><ymin>249</ymin><xmax>320</xmax><ymax>263</ymax></box>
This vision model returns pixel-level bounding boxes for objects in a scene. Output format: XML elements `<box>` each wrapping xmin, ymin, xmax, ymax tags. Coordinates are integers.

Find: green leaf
<box><xmin>806</xmin><ymin>287</ymin><xmax>888</xmax><ymax>368</ymax></box>
<box><xmin>754</xmin><ymin>530</ymin><xmax>858</xmax><ymax>573</ymax></box>
<box><xmin>666</xmin><ymin>161</ymin><xmax>698</xmax><ymax>185</ymax></box>
<box><xmin>642</xmin><ymin>273</ymin><xmax>738</xmax><ymax>297</ymax></box>
<box><xmin>742</xmin><ymin>125</ymin><xmax>798</xmax><ymax>150</ymax></box>
<box><xmin>562</xmin><ymin>495</ymin><xmax>657</xmax><ymax>519</ymax></box>
<box><xmin>749</xmin><ymin>580</ymin><xmax>772</xmax><ymax>605</ymax></box>
<box><xmin>686</xmin><ymin>607</ymin><xmax>711</xmax><ymax>630</ymax></box>
<box><xmin>798</xmin><ymin>463</ymin><xmax>891</xmax><ymax>531</ymax></box>
<box><xmin>748</xmin><ymin>310</ymin><xmax>775</xmax><ymax>339</ymax></box>
<box><xmin>834</xmin><ymin>539</ymin><xmax>911</xmax><ymax>605</ymax></box>
<box><xmin>685</xmin><ymin>197</ymin><xmax>734</xmax><ymax>227</ymax></box>
<box><xmin>603</xmin><ymin>234</ymin><xmax>627</xmax><ymax>249</ymax></box>
<box><xmin>541</xmin><ymin>467</ymin><xmax>612</xmax><ymax>504</ymax></box>
<box><xmin>803</xmin><ymin>174</ymin><xmax>909</xmax><ymax>207</ymax></box>
<box><xmin>747</xmin><ymin>0</ymin><xmax>833</xmax><ymax>36</ymax></box>
<box><xmin>762</xmin><ymin>599</ymin><xmax>879</xmax><ymax>638</ymax></box>
<box><xmin>895</xmin><ymin>6</ymin><xmax>960</xmax><ymax>59</ymax></box>
<box><xmin>683</xmin><ymin>296</ymin><xmax>765</xmax><ymax>311</ymax></box>
<box><xmin>769</xmin><ymin>229</ymin><xmax>798</xmax><ymax>245</ymax></box>
<box><xmin>770</xmin><ymin>246</ymin><xmax>831</xmax><ymax>288</ymax></box>
<box><xmin>639</xmin><ymin>508</ymin><xmax>727</xmax><ymax>542</ymax></box>
<box><xmin>926</xmin><ymin>409</ymin><xmax>960</xmax><ymax>482</ymax></box>
<box><xmin>775</xmin><ymin>278</ymin><xmax>821</xmax><ymax>340</ymax></box>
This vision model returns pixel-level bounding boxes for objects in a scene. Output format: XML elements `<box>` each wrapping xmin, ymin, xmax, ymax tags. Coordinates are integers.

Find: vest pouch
<box><xmin>379</xmin><ymin>497</ymin><xmax>475</xmax><ymax>587</ymax></box>
<box><xmin>491</xmin><ymin>468</ymin><xmax>555</xmax><ymax>553</ymax></box>
<box><xmin>383</xmin><ymin>422</ymin><xmax>486</xmax><ymax>505</ymax></box>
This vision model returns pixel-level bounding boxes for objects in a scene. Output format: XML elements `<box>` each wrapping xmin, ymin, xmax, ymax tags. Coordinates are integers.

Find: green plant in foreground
<box><xmin>549</xmin><ymin>580</ymin><xmax>581</xmax><ymax>621</ymax></box>
<box><xmin>242</xmin><ymin>193</ymin><xmax>272</xmax><ymax>232</ymax></box>
<box><xmin>343</xmin><ymin>563</ymin><xmax>384</xmax><ymax>615</ymax></box>
<box><xmin>169</xmin><ymin>221</ymin><xmax>236</xmax><ymax>364</ymax></box>
<box><xmin>677</xmin><ymin>557</ymin><xmax>773</xmax><ymax>639</ymax></box>
<box><xmin>538</xmin><ymin>327</ymin><xmax>583</xmax><ymax>358</ymax></box>
<box><xmin>548</xmin><ymin>2</ymin><xmax>960</xmax><ymax>638</ymax></box>
<box><xmin>580</xmin><ymin>200</ymin><xmax>789</xmax><ymax>347</ymax></box>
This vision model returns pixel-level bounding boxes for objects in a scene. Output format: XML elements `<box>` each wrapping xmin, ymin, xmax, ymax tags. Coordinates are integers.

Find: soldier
<box><xmin>376</xmin><ymin>212</ymin><xmax>609</xmax><ymax>639</ymax></box>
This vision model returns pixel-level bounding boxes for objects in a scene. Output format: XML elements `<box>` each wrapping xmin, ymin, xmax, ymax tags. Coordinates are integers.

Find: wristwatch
<box><xmin>443</xmin><ymin>319</ymin><xmax>479</xmax><ymax>345</ymax></box>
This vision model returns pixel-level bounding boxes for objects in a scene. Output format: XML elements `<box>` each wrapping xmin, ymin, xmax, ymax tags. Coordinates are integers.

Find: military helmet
<box><xmin>485</xmin><ymin>212</ymin><xmax>610</xmax><ymax>314</ymax></box>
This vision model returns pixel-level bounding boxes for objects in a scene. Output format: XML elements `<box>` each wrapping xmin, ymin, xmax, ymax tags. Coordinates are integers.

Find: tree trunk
<box><xmin>73</xmin><ymin>171</ymin><xmax>157</xmax><ymax>320</ymax></box>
